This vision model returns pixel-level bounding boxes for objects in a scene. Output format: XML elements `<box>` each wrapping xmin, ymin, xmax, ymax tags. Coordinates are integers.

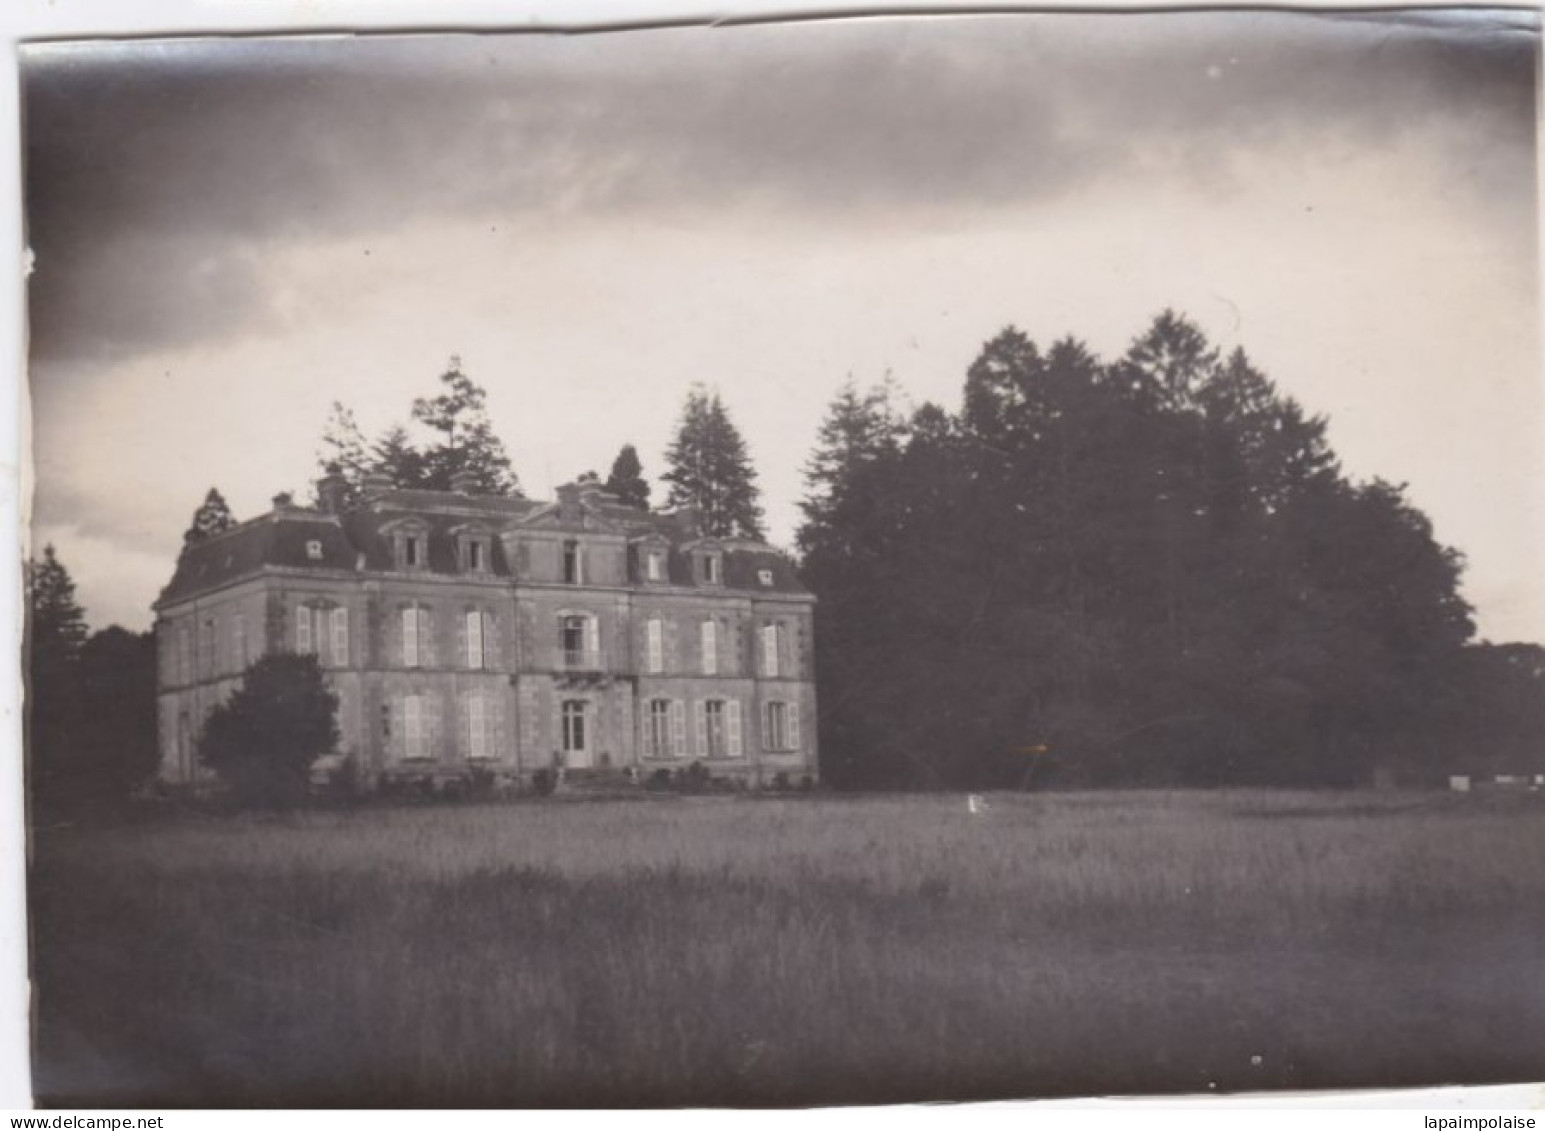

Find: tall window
<box><xmin>404</xmin><ymin>535</ymin><xmax>421</xmax><ymax>568</ymax></box>
<box><xmin>561</xmin><ymin>700</ymin><xmax>588</xmax><ymax>754</ymax></box>
<box><xmin>561</xmin><ymin>614</ymin><xmax>598</xmax><ymax>669</ymax></box>
<box><xmin>330</xmin><ymin>607</ymin><xmax>349</xmax><ymax>667</ymax></box>
<box><xmin>700</xmin><ymin>553</ymin><xmax>722</xmax><ymax>585</ymax></box>
<box><xmin>761</xmin><ymin>623</ymin><xmax>782</xmax><ymax>678</ymax></box>
<box><xmin>645</xmin><ymin>699</ymin><xmax>672</xmax><ymax>758</ymax></box>
<box><xmin>645</xmin><ymin>618</ymin><xmax>664</xmax><ymax>674</ymax></box>
<box><xmin>402</xmin><ymin>606</ymin><xmax>432</xmax><ymax>667</ymax></box>
<box><xmin>700</xmin><ymin>620</ymin><xmax>718</xmax><ymax>676</ymax></box>
<box><xmin>295</xmin><ymin>605</ymin><xmax>315</xmax><ymax>654</ymax></box>
<box><xmin>698</xmin><ymin>698</ymin><xmax>743</xmax><ymax>759</ymax></box>
<box><xmin>645</xmin><ymin>551</ymin><xmax>663</xmax><ymax>582</ymax></box>
<box><xmin>466</xmin><ymin>610</ymin><xmax>486</xmax><ymax>669</ymax></box>
<box><xmin>563</xmin><ymin>540</ymin><xmax>585</xmax><ymax>585</ymax></box>
<box><xmin>764</xmin><ymin>701</ymin><xmax>799</xmax><ymax>751</ymax></box>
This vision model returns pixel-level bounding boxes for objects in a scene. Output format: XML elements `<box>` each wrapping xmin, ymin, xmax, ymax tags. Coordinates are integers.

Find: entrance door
<box><xmin>561</xmin><ymin>699</ymin><xmax>592</xmax><ymax>768</ymax></box>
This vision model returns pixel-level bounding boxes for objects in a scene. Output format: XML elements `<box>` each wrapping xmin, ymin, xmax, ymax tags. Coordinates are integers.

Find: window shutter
<box><xmin>400</xmin><ymin>696</ymin><xmax>416</xmax><ymax>760</ymax></box>
<box><xmin>296</xmin><ymin>606</ymin><xmax>311</xmax><ymax>653</ymax></box>
<box><xmin>420</xmin><ymin>608</ymin><xmax>437</xmax><ymax>668</ymax></box>
<box><xmin>665</xmin><ymin>620</ymin><xmax>678</xmax><ymax>674</ymax></box>
<box><xmin>647</xmin><ymin>620</ymin><xmax>663</xmax><ymax>673</ymax></box>
<box><xmin>491</xmin><ymin>696</ymin><xmax>506</xmax><ymax>758</ymax></box>
<box><xmin>485</xmin><ymin>612</ymin><xmax>501</xmax><ymax>669</ymax></box>
<box><xmin>726</xmin><ymin>700</ymin><xmax>743</xmax><ymax>757</ymax></box>
<box><xmin>401</xmin><ymin>607</ymin><xmax>417</xmax><ymax>667</ymax></box>
<box><xmin>701</xmin><ymin>621</ymin><xmax>717</xmax><ymax>675</ymax></box>
<box><xmin>585</xmin><ymin>616</ymin><xmax>600</xmax><ymax>666</ymax></box>
<box><xmin>693</xmin><ymin>700</ymin><xmax>707</xmax><ymax>756</ymax></box>
<box><xmin>670</xmin><ymin>700</ymin><xmax>686</xmax><ymax>756</ymax></box>
<box><xmin>331</xmin><ymin>607</ymin><xmax>349</xmax><ymax>667</ymax></box>
<box><xmin>426</xmin><ymin>694</ymin><xmax>442</xmax><ymax>758</ymax></box>
<box><xmin>789</xmin><ymin>701</ymin><xmax>801</xmax><ymax>750</ymax></box>
<box><xmin>459</xmin><ymin>693</ymin><xmax>472</xmax><ymax>758</ymax></box>
<box><xmin>456</xmin><ymin>612</ymin><xmax>469</xmax><ymax>670</ymax></box>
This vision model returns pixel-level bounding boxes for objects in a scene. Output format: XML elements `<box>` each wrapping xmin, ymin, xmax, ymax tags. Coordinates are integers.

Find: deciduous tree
<box><xmin>199</xmin><ymin>654</ymin><xmax>339</xmax><ymax>809</ymax></box>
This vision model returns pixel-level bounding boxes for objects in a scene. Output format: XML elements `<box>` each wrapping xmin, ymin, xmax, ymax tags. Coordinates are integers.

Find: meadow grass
<box><xmin>27</xmin><ymin>789</ymin><xmax>1545</xmax><ymax>1107</ymax></box>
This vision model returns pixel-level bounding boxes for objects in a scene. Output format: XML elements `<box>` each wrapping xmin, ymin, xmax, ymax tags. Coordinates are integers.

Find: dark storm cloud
<box><xmin>22</xmin><ymin>10</ymin><xmax>1537</xmax><ymax>365</ymax></box>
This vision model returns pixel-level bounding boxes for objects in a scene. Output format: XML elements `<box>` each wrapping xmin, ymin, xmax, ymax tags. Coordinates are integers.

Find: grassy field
<box><xmin>27</xmin><ymin>789</ymin><xmax>1545</xmax><ymax>1107</ymax></box>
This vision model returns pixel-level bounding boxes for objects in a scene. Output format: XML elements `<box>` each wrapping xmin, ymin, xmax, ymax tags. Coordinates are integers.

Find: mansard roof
<box><xmin>341</xmin><ymin>508</ymin><xmax>516</xmax><ymax>577</ymax></box>
<box><xmin>158</xmin><ymin>511</ymin><xmax>357</xmax><ymax>606</ymax></box>
<box><xmin>156</xmin><ymin>485</ymin><xmax>810</xmax><ymax>609</ymax></box>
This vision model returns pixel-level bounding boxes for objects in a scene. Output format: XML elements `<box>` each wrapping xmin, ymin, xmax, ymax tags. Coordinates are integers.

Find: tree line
<box><xmin>800</xmin><ymin>311</ymin><xmax>1542</xmax><ymax>788</ymax></box>
<box><xmin>26</xmin><ymin>315</ymin><xmax>1545</xmax><ymax>806</ymax></box>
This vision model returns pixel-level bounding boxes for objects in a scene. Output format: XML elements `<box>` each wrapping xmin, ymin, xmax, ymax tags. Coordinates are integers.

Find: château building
<box><xmin>153</xmin><ymin>471</ymin><xmax>818</xmax><ymax>790</ymax></box>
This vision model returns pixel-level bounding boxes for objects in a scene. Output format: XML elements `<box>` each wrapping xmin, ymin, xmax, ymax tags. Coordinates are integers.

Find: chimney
<box><xmin>361</xmin><ymin>471</ymin><xmax>393</xmax><ymax>497</ymax></box>
<box><xmin>450</xmin><ymin>468</ymin><xmax>479</xmax><ymax>496</ymax></box>
<box><xmin>272</xmin><ymin>491</ymin><xmax>296</xmax><ymax>512</ymax></box>
<box><xmin>556</xmin><ymin>481</ymin><xmax>581</xmax><ymax>521</ymax></box>
<box><xmin>317</xmin><ymin>471</ymin><xmax>348</xmax><ymax>514</ymax></box>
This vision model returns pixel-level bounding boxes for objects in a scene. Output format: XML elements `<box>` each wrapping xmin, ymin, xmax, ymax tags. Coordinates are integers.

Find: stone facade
<box><xmin>153</xmin><ymin>478</ymin><xmax>818</xmax><ymax>789</ymax></box>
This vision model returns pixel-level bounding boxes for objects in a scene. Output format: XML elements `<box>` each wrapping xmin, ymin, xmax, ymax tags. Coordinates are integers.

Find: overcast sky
<box><xmin>22</xmin><ymin>11</ymin><xmax>1541</xmax><ymax>640</ymax></box>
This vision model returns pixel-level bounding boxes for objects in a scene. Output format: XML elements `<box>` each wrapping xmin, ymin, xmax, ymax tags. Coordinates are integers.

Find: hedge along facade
<box><xmin>153</xmin><ymin>474</ymin><xmax>818</xmax><ymax>788</ymax></box>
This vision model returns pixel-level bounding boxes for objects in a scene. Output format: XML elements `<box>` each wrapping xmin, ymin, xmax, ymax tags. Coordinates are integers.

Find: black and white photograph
<box><xmin>16</xmin><ymin>4</ymin><xmax>1544</xmax><ymax>1110</ymax></box>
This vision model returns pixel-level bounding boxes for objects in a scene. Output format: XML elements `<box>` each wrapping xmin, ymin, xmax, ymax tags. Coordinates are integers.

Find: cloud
<box><xmin>22</xmin><ymin>12</ymin><xmax>1536</xmax><ymax>366</ymax></box>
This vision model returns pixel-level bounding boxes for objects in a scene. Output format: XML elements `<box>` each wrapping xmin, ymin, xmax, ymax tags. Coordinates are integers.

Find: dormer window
<box><xmin>646</xmin><ymin>551</ymin><xmax>664</xmax><ymax>582</ymax></box>
<box><xmin>699</xmin><ymin>552</ymin><xmax>722</xmax><ymax>586</ymax></box>
<box><xmin>391</xmin><ymin>524</ymin><xmax>429</xmax><ymax>572</ymax></box>
<box><xmin>757</xmin><ymin>568</ymin><xmax>774</xmax><ymax>587</ymax></box>
<box><xmin>305</xmin><ymin>540</ymin><xmax>323</xmax><ymax>561</ymax></box>
<box><xmin>460</xmin><ymin>534</ymin><xmax>490</xmax><ymax>574</ymax></box>
<box><xmin>563</xmin><ymin>540</ymin><xmax>585</xmax><ymax>585</ymax></box>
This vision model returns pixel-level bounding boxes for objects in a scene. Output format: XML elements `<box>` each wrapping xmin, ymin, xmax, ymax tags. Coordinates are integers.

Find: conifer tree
<box><xmin>411</xmin><ymin>357</ymin><xmax>518</xmax><ymax>495</ymax></box>
<box><xmin>312</xmin><ymin>401</ymin><xmax>371</xmax><ymax>506</ymax></box>
<box><xmin>662</xmin><ymin>385</ymin><xmax>765</xmax><ymax>539</ymax></box>
<box><xmin>27</xmin><ymin>545</ymin><xmax>89</xmax><ymax>804</ymax></box>
<box><xmin>28</xmin><ymin>544</ymin><xmax>87</xmax><ymax>668</ymax></box>
<box><xmin>604</xmin><ymin>444</ymin><xmax>652</xmax><ymax>510</ymax></box>
<box><xmin>184</xmin><ymin>488</ymin><xmax>237</xmax><ymax>545</ymax></box>
<box><xmin>369</xmin><ymin>424</ymin><xmax>429</xmax><ymax>490</ymax></box>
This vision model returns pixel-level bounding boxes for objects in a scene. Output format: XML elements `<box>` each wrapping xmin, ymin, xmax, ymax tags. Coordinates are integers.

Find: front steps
<box><xmin>554</xmin><ymin>767</ymin><xmax>642</xmax><ymax>798</ymax></box>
